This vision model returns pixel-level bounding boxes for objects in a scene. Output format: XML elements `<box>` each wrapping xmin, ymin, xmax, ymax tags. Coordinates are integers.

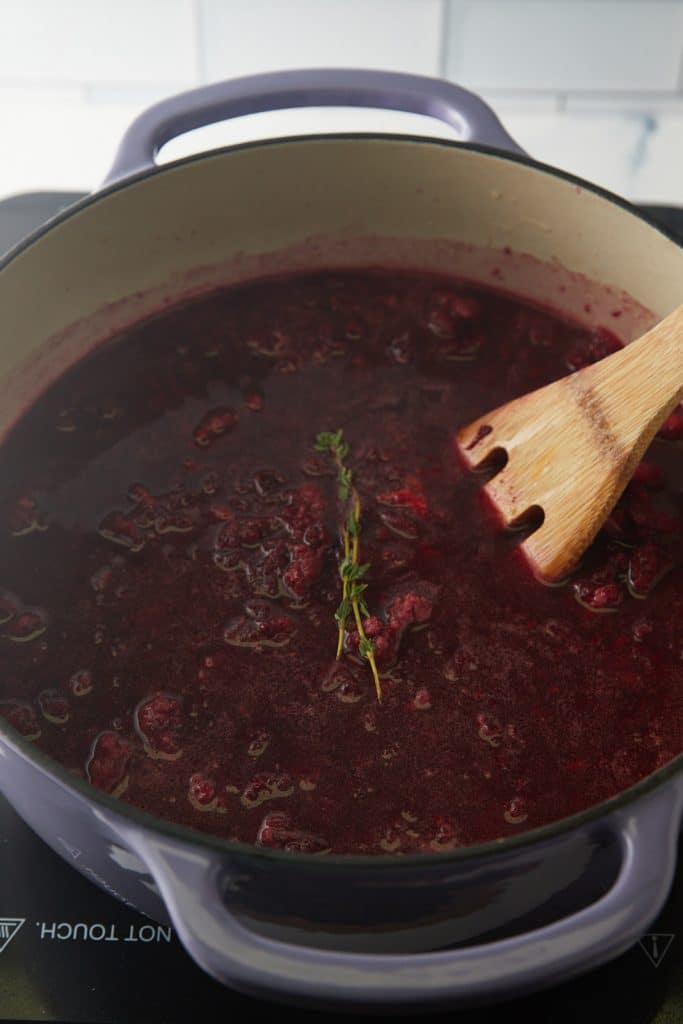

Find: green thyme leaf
<box><xmin>359</xmin><ymin>636</ymin><xmax>375</xmax><ymax>659</ymax></box>
<box><xmin>338</xmin><ymin>466</ymin><xmax>352</xmax><ymax>502</ymax></box>
<box><xmin>314</xmin><ymin>427</ymin><xmax>382</xmax><ymax>701</ymax></box>
<box><xmin>314</xmin><ymin>431</ymin><xmax>335</xmax><ymax>452</ymax></box>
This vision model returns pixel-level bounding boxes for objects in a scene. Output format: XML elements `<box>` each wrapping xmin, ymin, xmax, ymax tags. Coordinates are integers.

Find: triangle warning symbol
<box><xmin>0</xmin><ymin>918</ymin><xmax>25</xmax><ymax>954</ymax></box>
<box><xmin>639</xmin><ymin>933</ymin><xmax>675</xmax><ymax>968</ymax></box>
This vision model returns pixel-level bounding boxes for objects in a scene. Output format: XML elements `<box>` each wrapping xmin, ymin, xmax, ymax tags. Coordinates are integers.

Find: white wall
<box><xmin>0</xmin><ymin>0</ymin><xmax>681</xmax><ymax>202</ymax></box>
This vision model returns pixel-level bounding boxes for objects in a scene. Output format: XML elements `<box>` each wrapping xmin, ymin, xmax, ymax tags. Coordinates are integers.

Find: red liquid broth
<box><xmin>0</xmin><ymin>270</ymin><xmax>681</xmax><ymax>855</ymax></box>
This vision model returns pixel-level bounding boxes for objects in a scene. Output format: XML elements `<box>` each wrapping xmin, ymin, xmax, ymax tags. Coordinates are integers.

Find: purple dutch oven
<box><xmin>0</xmin><ymin>70</ymin><xmax>681</xmax><ymax>1011</ymax></box>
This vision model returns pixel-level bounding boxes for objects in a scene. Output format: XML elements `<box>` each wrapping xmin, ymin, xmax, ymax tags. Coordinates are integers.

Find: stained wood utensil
<box><xmin>456</xmin><ymin>303</ymin><xmax>683</xmax><ymax>583</ymax></box>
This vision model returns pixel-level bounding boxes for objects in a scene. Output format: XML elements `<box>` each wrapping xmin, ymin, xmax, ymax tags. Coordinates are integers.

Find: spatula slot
<box><xmin>473</xmin><ymin>446</ymin><xmax>508</xmax><ymax>480</ymax></box>
<box><xmin>505</xmin><ymin>504</ymin><xmax>545</xmax><ymax>537</ymax></box>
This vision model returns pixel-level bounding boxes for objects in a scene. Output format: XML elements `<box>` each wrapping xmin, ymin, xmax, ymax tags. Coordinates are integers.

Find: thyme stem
<box><xmin>314</xmin><ymin>430</ymin><xmax>382</xmax><ymax>702</ymax></box>
<box><xmin>351</xmin><ymin>590</ymin><xmax>382</xmax><ymax>703</ymax></box>
<box><xmin>336</xmin><ymin>527</ymin><xmax>350</xmax><ymax>659</ymax></box>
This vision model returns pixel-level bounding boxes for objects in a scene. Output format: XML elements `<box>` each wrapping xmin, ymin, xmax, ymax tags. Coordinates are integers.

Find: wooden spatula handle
<box><xmin>456</xmin><ymin>301</ymin><xmax>683</xmax><ymax>582</ymax></box>
<box><xmin>577</xmin><ymin>303</ymin><xmax>683</xmax><ymax>458</ymax></box>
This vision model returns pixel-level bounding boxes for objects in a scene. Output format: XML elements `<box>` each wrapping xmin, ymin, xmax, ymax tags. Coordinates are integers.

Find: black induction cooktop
<box><xmin>0</xmin><ymin>192</ymin><xmax>681</xmax><ymax>1024</ymax></box>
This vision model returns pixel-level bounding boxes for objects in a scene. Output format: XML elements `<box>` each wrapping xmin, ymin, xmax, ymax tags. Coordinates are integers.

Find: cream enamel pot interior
<box><xmin>0</xmin><ymin>70</ymin><xmax>682</xmax><ymax>1011</ymax></box>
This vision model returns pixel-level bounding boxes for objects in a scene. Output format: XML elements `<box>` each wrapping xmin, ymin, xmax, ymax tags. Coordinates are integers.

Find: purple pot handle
<box><xmin>103</xmin><ymin>69</ymin><xmax>525</xmax><ymax>186</ymax></box>
<box><xmin>117</xmin><ymin>780</ymin><xmax>682</xmax><ymax>1006</ymax></box>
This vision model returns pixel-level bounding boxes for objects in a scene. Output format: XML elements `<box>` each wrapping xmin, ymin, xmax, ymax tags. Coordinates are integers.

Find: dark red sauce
<box><xmin>0</xmin><ymin>271</ymin><xmax>681</xmax><ymax>854</ymax></box>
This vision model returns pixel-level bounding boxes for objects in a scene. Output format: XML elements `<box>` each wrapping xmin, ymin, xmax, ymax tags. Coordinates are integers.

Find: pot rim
<box><xmin>2</xmin><ymin>131</ymin><xmax>682</xmax><ymax>270</ymax></box>
<box><xmin>0</xmin><ymin>130</ymin><xmax>681</xmax><ymax>870</ymax></box>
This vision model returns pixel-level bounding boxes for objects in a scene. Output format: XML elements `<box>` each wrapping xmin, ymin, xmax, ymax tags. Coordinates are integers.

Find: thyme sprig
<box><xmin>315</xmin><ymin>430</ymin><xmax>382</xmax><ymax>702</ymax></box>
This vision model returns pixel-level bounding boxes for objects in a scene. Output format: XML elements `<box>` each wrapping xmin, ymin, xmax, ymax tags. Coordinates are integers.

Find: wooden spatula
<box><xmin>456</xmin><ymin>303</ymin><xmax>683</xmax><ymax>583</ymax></box>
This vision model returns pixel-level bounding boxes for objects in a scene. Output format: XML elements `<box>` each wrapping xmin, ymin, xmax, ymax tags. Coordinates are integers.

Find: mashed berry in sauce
<box><xmin>0</xmin><ymin>271</ymin><xmax>681</xmax><ymax>854</ymax></box>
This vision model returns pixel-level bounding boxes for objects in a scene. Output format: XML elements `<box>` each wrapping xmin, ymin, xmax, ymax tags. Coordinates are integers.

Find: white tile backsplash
<box><xmin>0</xmin><ymin>0</ymin><xmax>196</xmax><ymax>83</ymax></box>
<box><xmin>157</xmin><ymin>105</ymin><xmax>460</xmax><ymax>165</ymax></box>
<box><xmin>497</xmin><ymin>109</ymin><xmax>647</xmax><ymax>190</ymax></box>
<box><xmin>0</xmin><ymin>97</ymin><xmax>150</xmax><ymax>191</ymax></box>
<box><xmin>478</xmin><ymin>91</ymin><xmax>562</xmax><ymax>113</ymax></box>
<box><xmin>0</xmin><ymin>0</ymin><xmax>680</xmax><ymax>204</ymax></box>
<box><xmin>0</xmin><ymin>84</ymin><xmax>86</xmax><ymax>106</ymax></box>
<box><xmin>198</xmin><ymin>0</ymin><xmax>443</xmax><ymax>79</ymax></box>
<box><xmin>445</xmin><ymin>0</ymin><xmax>683</xmax><ymax>92</ymax></box>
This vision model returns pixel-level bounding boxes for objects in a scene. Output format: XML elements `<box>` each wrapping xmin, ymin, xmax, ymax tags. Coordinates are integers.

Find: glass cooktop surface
<box><xmin>0</xmin><ymin>191</ymin><xmax>681</xmax><ymax>1024</ymax></box>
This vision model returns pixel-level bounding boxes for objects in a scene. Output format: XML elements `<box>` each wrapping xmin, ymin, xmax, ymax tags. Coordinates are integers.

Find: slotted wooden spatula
<box><xmin>456</xmin><ymin>303</ymin><xmax>683</xmax><ymax>582</ymax></box>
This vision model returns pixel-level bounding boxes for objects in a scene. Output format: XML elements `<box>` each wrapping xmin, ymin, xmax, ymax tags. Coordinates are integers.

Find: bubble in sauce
<box><xmin>3</xmin><ymin>607</ymin><xmax>48</xmax><ymax>643</ymax></box>
<box><xmin>573</xmin><ymin>580</ymin><xmax>624</xmax><ymax>612</ymax></box>
<box><xmin>69</xmin><ymin>669</ymin><xmax>93</xmax><ymax>697</ymax></box>
<box><xmin>477</xmin><ymin>713</ymin><xmax>503</xmax><ymax>747</ymax></box>
<box><xmin>213</xmin><ymin>548</ymin><xmax>242</xmax><ymax>573</ymax></box>
<box><xmin>247</xmin><ymin>730</ymin><xmax>271</xmax><ymax>758</ymax></box>
<box><xmin>0</xmin><ymin>589</ymin><xmax>20</xmax><ymax>625</ymax></box>
<box><xmin>216</xmin><ymin>516</ymin><xmax>273</xmax><ymax>550</ymax></box>
<box><xmin>379</xmin><ymin>826</ymin><xmax>403</xmax><ymax>853</ymax></box>
<box><xmin>0</xmin><ymin>699</ymin><xmax>41</xmax><ymax>740</ymax></box>
<box><xmin>253</xmin><ymin>469</ymin><xmax>285</xmax><ymax>499</ymax></box>
<box><xmin>56</xmin><ymin>408</ymin><xmax>78</xmax><ymax>432</ymax></box>
<box><xmin>100</xmin><ymin>397</ymin><xmax>122</xmax><ymax>421</ymax></box>
<box><xmin>256</xmin><ymin>811</ymin><xmax>329</xmax><ymax>853</ymax></box>
<box><xmin>90</xmin><ymin>564</ymin><xmax>114</xmax><ymax>593</ymax></box>
<box><xmin>381</xmin><ymin>743</ymin><xmax>400</xmax><ymax>763</ymax></box>
<box><xmin>361</xmin><ymin>709</ymin><xmax>377</xmax><ymax>733</ymax></box>
<box><xmin>38</xmin><ymin>689</ymin><xmax>70</xmax><ymax>724</ymax></box>
<box><xmin>192</xmin><ymin>407</ymin><xmax>238</xmax><ymax>448</ymax></box>
<box><xmin>154</xmin><ymin>511</ymin><xmax>196</xmax><ymax>535</ymax></box>
<box><xmin>135</xmin><ymin>693</ymin><xmax>184</xmax><ymax>760</ymax></box>
<box><xmin>628</xmin><ymin>541</ymin><xmax>675</xmax><ymax>598</ymax></box>
<box><xmin>443</xmin><ymin>647</ymin><xmax>479</xmax><ymax>681</ymax></box>
<box><xmin>85</xmin><ymin>731</ymin><xmax>132</xmax><ymax>796</ymax></box>
<box><xmin>425</xmin><ymin>304</ymin><xmax>459</xmax><ymax>340</ymax></box>
<box><xmin>127</xmin><ymin>482</ymin><xmax>157</xmax><ymax>507</ymax></box>
<box><xmin>201</xmin><ymin>471</ymin><xmax>219</xmax><ymax>496</ymax></box>
<box><xmin>378</xmin><ymin>508</ymin><xmax>420</xmax><ymax>540</ymax></box>
<box><xmin>188</xmin><ymin>773</ymin><xmax>218</xmax><ymax>811</ymax></box>
<box><xmin>241</xmin><ymin>772</ymin><xmax>294</xmax><ymax>809</ymax></box>
<box><xmin>336</xmin><ymin>678</ymin><xmax>365</xmax><ymax>704</ymax></box>
<box><xmin>224</xmin><ymin>608</ymin><xmax>296</xmax><ymax>649</ymax></box>
<box><xmin>300</xmin><ymin>454</ymin><xmax>334</xmax><ymax>478</ymax></box>
<box><xmin>321</xmin><ymin>662</ymin><xmax>352</xmax><ymax>693</ymax></box>
<box><xmin>7</xmin><ymin>493</ymin><xmax>48</xmax><ymax>536</ymax></box>
<box><xmin>412</xmin><ymin>688</ymin><xmax>432</xmax><ymax>711</ymax></box>
<box><xmin>632</xmin><ymin>618</ymin><xmax>654</xmax><ymax>643</ymax></box>
<box><xmin>441</xmin><ymin>331</ymin><xmax>485</xmax><ymax>361</ymax></box>
<box><xmin>244</xmin><ymin>392</ymin><xmax>263</xmax><ymax>412</ymax></box>
<box><xmin>98</xmin><ymin>511</ymin><xmax>145</xmax><ymax>552</ymax></box>
<box><xmin>424</xmin><ymin>816</ymin><xmax>460</xmax><ymax>852</ymax></box>
<box><xmin>503</xmin><ymin>797</ymin><xmax>528</xmax><ymax>825</ymax></box>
